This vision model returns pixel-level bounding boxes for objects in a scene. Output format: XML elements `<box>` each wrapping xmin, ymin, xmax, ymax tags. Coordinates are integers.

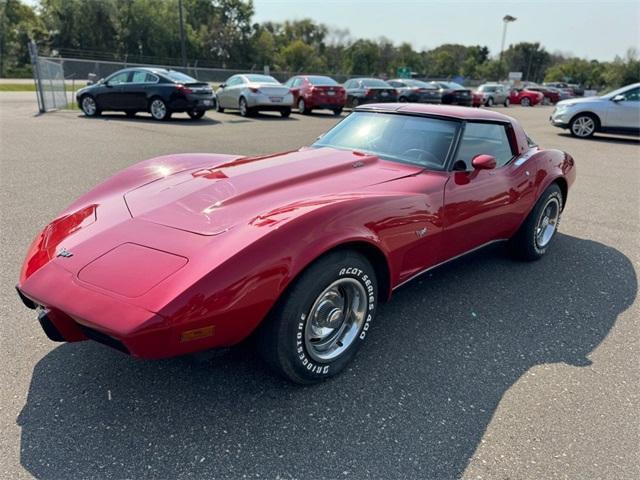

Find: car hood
<box><xmin>556</xmin><ymin>96</ymin><xmax>603</xmax><ymax>107</ymax></box>
<box><xmin>124</xmin><ymin>147</ymin><xmax>421</xmax><ymax>235</ymax></box>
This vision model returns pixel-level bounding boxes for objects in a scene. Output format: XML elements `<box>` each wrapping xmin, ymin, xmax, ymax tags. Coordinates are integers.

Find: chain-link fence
<box><xmin>29</xmin><ymin>42</ymin><xmax>69</xmax><ymax>112</ymax></box>
<box><xmin>40</xmin><ymin>56</ymin><xmax>353</xmax><ymax>87</ymax></box>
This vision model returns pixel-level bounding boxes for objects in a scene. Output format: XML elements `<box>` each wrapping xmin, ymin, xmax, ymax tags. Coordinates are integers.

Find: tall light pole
<box><xmin>178</xmin><ymin>0</ymin><xmax>187</xmax><ymax>67</ymax></box>
<box><xmin>499</xmin><ymin>14</ymin><xmax>517</xmax><ymax>80</ymax></box>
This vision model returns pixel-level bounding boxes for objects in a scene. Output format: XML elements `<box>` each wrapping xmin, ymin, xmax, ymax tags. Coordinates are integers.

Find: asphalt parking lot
<box><xmin>1</xmin><ymin>92</ymin><xmax>638</xmax><ymax>479</ymax></box>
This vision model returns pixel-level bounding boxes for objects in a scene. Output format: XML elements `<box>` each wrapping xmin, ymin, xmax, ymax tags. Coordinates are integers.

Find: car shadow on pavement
<box><xmin>17</xmin><ymin>235</ymin><xmax>636</xmax><ymax>479</ymax></box>
<box><xmin>82</xmin><ymin>113</ymin><xmax>220</xmax><ymax>126</ymax></box>
<box><xmin>557</xmin><ymin>132</ymin><xmax>640</xmax><ymax>145</ymax></box>
<box><xmin>225</xmin><ymin>111</ymin><xmax>300</xmax><ymax>121</ymax></box>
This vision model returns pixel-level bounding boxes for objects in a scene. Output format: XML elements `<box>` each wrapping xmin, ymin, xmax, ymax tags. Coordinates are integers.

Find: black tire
<box><xmin>486</xmin><ymin>97</ymin><xmax>494</xmax><ymax>107</ymax></box>
<box><xmin>350</xmin><ymin>97</ymin><xmax>360</xmax><ymax>109</ymax></box>
<box><xmin>125</xmin><ymin>111</ymin><xmax>136</xmax><ymax>118</ymax></box>
<box><xmin>399</xmin><ymin>96</ymin><xmax>408</xmax><ymax>102</ymax></box>
<box><xmin>520</xmin><ymin>97</ymin><xmax>531</xmax><ymax>107</ymax></box>
<box><xmin>216</xmin><ymin>100</ymin><xmax>225</xmax><ymax>113</ymax></box>
<box><xmin>80</xmin><ymin>95</ymin><xmax>100</xmax><ymax>117</ymax></box>
<box><xmin>297</xmin><ymin>98</ymin><xmax>310</xmax><ymax>114</ymax></box>
<box><xmin>149</xmin><ymin>97</ymin><xmax>170</xmax><ymax>120</ymax></box>
<box><xmin>280</xmin><ymin>108</ymin><xmax>291</xmax><ymax>118</ymax></box>
<box><xmin>569</xmin><ymin>113</ymin><xmax>598</xmax><ymax>138</ymax></box>
<box><xmin>256</xmin><ymin>250</ymin><xmax>378</xmax><ymax>384</ymax></box>
<box><xmin>509</xmin><ymin>183</ymin><xmax>563</xmax><ymax>261</ymax></box>
<box><xmin>187</xmin><ymin>109</ymin><xmax>205</xmax><ymax>120</ymax></box>
<box><xmin>332</xmin><ymin>107</ymin><xmax>343</xmax><ymax>116</ymax></box>
<box><xmin>239</xmin><ymin>97</ymin><xmax>253</xmax><ymax>117</ymax></box>
<box><xmin>504</xmin><ymin>98</ymin><xmax>510</xmax><ymax>107</ymax></box>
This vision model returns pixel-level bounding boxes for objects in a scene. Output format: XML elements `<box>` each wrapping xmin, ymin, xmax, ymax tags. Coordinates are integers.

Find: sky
<box><xmin>252</xmin><ymin>0</ymin><xmax>640</xmax><ymax>61</ymax></box>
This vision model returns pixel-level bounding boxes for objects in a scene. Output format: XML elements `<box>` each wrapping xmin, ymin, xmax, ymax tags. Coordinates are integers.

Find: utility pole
<box><xmin>178</xmin><ymin>0</ymin><xmax>187</xmax><ymax>67</ymax></box>
<box><xmin>499</xmin><ymin>14</ymin><xmax>517</xmax><ymax>80</ymax></box>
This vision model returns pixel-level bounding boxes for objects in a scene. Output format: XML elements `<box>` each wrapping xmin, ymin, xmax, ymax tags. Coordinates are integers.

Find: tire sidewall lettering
<box><xmin>295</xmin><ymin>263</ymin><xmax>376</xmax><ymax>377</ymax></box>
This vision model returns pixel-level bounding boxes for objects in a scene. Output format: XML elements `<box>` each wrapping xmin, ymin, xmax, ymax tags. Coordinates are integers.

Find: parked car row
<box><xmin>76</xmin><ymin>67</ymin><xmax>594</xmax><ymax>120</ymax></box>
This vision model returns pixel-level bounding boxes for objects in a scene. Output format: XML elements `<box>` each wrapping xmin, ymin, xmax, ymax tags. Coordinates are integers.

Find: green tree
<box><xmin>502</xmin><ymin>42</ymin><xmax>551</xmax><ymax>82</ymax></box>
<box><xmin>0</xmin><ymin>0</ymin><xmax>46</xmax><ymax>76</ymax></box>
<box><xmin>344</xmin><ymin>39</ymin><xmax>379</xmax><ymax>75</ymax></box>
<box><xmin>278</xmin><ymin>39</ymin><xmax>325</xmax><ymax>72</ymax></box>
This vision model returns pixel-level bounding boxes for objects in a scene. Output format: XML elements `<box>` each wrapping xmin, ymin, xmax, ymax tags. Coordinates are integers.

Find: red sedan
<box><xmin>509</xmin><ymin>88</ymin><xmax>544</xmax><ymax>106</ymax></box>
<box><xmin>17</xmin><ymin>104</ymin><xmax>575</xmax><ymax>384</ymax></box>
<box><xmin>284</xmin><ymin>75</ymin><xmax>346</xmax><ymax>115</ymax></box>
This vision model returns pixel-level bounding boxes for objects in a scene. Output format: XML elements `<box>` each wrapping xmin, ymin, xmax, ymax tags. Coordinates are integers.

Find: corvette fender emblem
<box><xmin>56</xmin><ymin>247</ymin><xmax>73</xmax><ymax>258</ymax></box>
<box><xmin>416</xmin><ymin>227</ymin><xmax>428</xmax><ymax>238</ymax></box>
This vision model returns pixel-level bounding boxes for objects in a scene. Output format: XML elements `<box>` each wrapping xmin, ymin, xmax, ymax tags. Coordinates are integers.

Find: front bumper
<box><xmin>550</xmin><ymin>108</ymin><xmax>572</xmax><ymax>128</ymax></box>
<box><xmin>17</xmin><ymin>263</ymin><xmax>172</xmax><ymax>359</ymax></box>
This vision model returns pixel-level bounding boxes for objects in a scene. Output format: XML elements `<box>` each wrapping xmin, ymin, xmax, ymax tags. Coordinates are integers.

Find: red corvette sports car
<box><xmin>17</xmin><ymin>104</ymin><xmax>575</xmax><ymax>384</ymax></box>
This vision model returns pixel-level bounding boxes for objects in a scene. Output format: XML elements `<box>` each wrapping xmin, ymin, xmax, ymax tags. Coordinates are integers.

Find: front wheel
<box><xmin>332</xmin><ymin>107</ymin><xmax>343</xmax><ymax>116</ymax></box>
<box><xmin>280</xmin><ymin>108</ymin><xmax>291</xmax><ymax>118</ymax></box>
<box><xmin>298</xmin><ymin>98</ymin><xmax>310</xmax><ymax>114</ymax></box>
<box><xmin>239</xmin><ymin>97</ymin><xmax>252</xmax><ymax>117</ymax></box>
<box><xmin>256</xmin><ymin>250</ymin><xmax>378</xmax><ymax>384</ymax></box>
<box><xmin>486</xmin><ymin>97</ymin><xmax>494</xmax><ymax>107</ymax></box>
<box><xmin>569</xmin><ymin>114</ymin><xmax>597</xmax><ymax>138</ymax></box>
<box><xmin>504</xmin><ymin>98</ymin><xmax>510</xmax><ymax>107</ymax></box>
<box><xmin>509</xmin><ymin>184</ymin><xmax>563</xmax><ymax>261</ymax></box>
<box><xmin>80</xmin><ymin>95</ymin><xmax>100</xmax><ymax>117</ymax></box>
<box><xmin>149</xmin><ymin>98</ymin><xmax>171</xmax><ymax>120</ymax></box>
<box><xmin>187</xmin><ymin>109</ymin><xmax>205</xmax><ymax>120</ymax></box>
<box><xmin>520</xmin><ymin>97</ymin><xmax>531</xmax><ymax>107</ymax></box>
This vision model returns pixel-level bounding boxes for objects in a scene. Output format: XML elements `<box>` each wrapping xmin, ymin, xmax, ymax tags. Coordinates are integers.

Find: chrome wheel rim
<box><xmin>487</xmin><ymin>97</ymin><xmax>493</xmax><ymax>106</ymax></box>
<box><xmin>150</xmin><ymin>99</ymin><xmax>166</xmax><ymax>119</ymax></box>
<box><xmin>82</xmin><ymin>97</ymin><xmax>96</xmax><ymax>115</ymax></box>
<box><xmin>239</xmin><ymin>99</ymin><xmax>247</xmax><ymax>116</ymax></box>
<box><xmin>571</xmin><ymin>116</ymin><xmax>595</xmax><ymax>137</ymax></box>
<box><xmin>535</xmin><ymin>197</ymin><xmax>560</xmax><ymax>248</ymax></box>
<box><xmin>298</xmin><ymin>98</ymin><xmax>305</xmax><ymax>112</ymax></box>
<box><xmin>521</xmin><ymin>97</ymin><xmax>530</xmax><ymax>106</ymax></box>
<box><xmin>304</xmin><ymin>278</ymin><xmax>368</xmax><ymax>362</ymax></box>
<box><xmin>505</xmin><ymin>98</ymin><xmax>510</xmax><ymax>106</ymax></box>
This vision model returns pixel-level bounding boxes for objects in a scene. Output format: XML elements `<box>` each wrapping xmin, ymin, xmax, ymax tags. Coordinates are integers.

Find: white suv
<box><xmin>550</xmin><ymin>83</ymin><xmax>640</xmax><ymax>138</ymax></box>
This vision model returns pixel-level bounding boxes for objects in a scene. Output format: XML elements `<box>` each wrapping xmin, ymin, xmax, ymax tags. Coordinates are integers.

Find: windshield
<box><xmin>307</xmin><ymin>75</ymin><xmax>338</xmax><ymax>86</ymax></box>
<box><xmin>245</xmin><ymin>74</ymin><xmax>279</xmax><ymax>84</ymax></box>
<box><xmin>600</xmin><ymin>84</ymin><xmax>638</xmax><ymax>98</ymax></box>
<box><xmin>479</xmin><ymin>85</ymin><xmax>498</xmax><ymax>92</ymax></box>
<box><xmin>312</xmin><ymin>112</ymin><xmax>459</xmax><ymax>170</ymax></box>
<box><xmin>361</xmin><ymin>79</ymin><xmax>391</xmax><ymax>88</ymax></box>
<box><xmin>444</xmin><ymin>82</ymin><xmax>466</xmax><ymax>90</ymax></box>
<box><xmin>165</xmin><ymin>71</ymin><xmax>198</xmax><ymax>83</ymax></box>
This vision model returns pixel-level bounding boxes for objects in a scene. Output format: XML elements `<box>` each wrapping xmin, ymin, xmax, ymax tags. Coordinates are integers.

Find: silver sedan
<box><xmin>216</xmin><ymin>74</ymin><xmax>294</xmax><ymax>117</ymax></box>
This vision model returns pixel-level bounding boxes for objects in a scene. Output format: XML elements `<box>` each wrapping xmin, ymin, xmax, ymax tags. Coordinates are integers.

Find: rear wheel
<box><xmin>520</xmin><ymin>97</ymin><xmax>531</xmax><ymax>107</ymax></box>
<box><xmin>399</xmin><ymin>96</ymin><xmax>408</xmax><ymax>102</ymax></box>
<box><xmin>239</xmin><ymin>97</ymin><xmax>252</xmax><ymax>117</ymax></box>
<box><xmin>350</xmin><ymin>97</ymin><xmax>360</xmax><ymax>109</ymax></box>
<box><xmin>509</xmin><ymin>184</ymin><xmax>563</xmax><ymax>261</ymax></box>
<box><xmin>256</xmin><ymin>250</ymin><xmax>378</xmax><ymax>384</ymax></box>
<box><xmin>569</xmin><ymin>114</ymin><xmax>597</xmax><ymax>138</ymax></box>
<box><xmin>280</xmin><ymin>108</ymin><xmax>291</xmax><ymax>118</ymax></box>
<box><xmin>504</xmin><ymin>98</ymin><xmax>510</xmax><ymax>107</ymax></box>
<box><xmin>216</xmin><ymin>100</ymin><xmax>225</xmax><ymax>113</ymax></box>
<box><xmin>149</xmin><ymin>98</ymin><xmax>171</xmax><ymax>120</ymax></box>
<box><xmin>332</xmin><ymin>107</ymin><xmax>343</xmax><ymax>116</ymax></box>
<box><xmin>486</xmin><ymin>97</ymin><xmax>494</xmax><ymax>107</ymax></box>
<box><xmin>80</xmin><ymin>95</ymin><xmax>100</xmax><ymax>117</ymax></box>
<box><xmin>187</xmin><ymin>109</ymin><xmax>205</xmax><ymax>120</ymax></box>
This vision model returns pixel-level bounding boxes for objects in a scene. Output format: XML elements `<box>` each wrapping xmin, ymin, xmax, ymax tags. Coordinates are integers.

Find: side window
<box><xmin>344</xmin><ymin>80</ymin><xmax>352</xmax><ymax>89</ymax></box>
<box><xmin>623</xmin><ymin>88</ymin><xmax>640</xmax><ymax>101</ymax></box>
<box><xmin>226</xmin><ymin>76</ymin><xmax>240</xmax><ymax>87</ymax></box>
<box><xmin>456</xmin><ymin>123</ymin><xmax>515</xmax><ymax>169</ymax></box>
<box><xmin>108</xmin><ymin>71</ymin><xmax>129</xmax><ymax>85</ymax></box>
<box><xmin>131</xmin><ymin>71</ymin><xmax>146</xmax><ymax>83</ymax></box>
<box><xmin>284</xmin><ymin>78</ymin><xmax>294</xmax><ymax>87</ymax></box>
<box><xmin>389</xmin><ymin>81</ymin><xmax>403</xmax><ymax>87</ymax></box>
<box><xmin>292</xmin><ymin>78</ymin><xmax>302</xmax><ymax>87</ymax></box>
<box><xmin>145</xmin><ymin>73</ymin><xmax>158</xmax><ymax>83</ymax></box>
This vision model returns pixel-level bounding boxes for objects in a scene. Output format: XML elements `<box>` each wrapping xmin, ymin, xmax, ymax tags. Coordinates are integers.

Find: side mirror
<box><xmin>471</xmin><ymin>154</ymin><xmax>497</xmax><ymax>170</ymax></box>
<box><xmin>219</xmin><ymin>83</ymin><xmax>226</xmax><ymax>89</ymax></box>
<box><xmin>104</xmin><ymin>81</ymin><xmax>112</xmax><ymax>88</ymax></box>
<box><xmin>612</xmin><ymin>94</ymin><xmax>625</xmax><ymax>102</ymax></box>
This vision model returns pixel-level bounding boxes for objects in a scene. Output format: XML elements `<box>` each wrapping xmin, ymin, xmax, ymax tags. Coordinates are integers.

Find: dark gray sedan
<box><xmin>387</xmin><ymin>79</ymin><xmax>441</xmax><ymax>103</ymax></box>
